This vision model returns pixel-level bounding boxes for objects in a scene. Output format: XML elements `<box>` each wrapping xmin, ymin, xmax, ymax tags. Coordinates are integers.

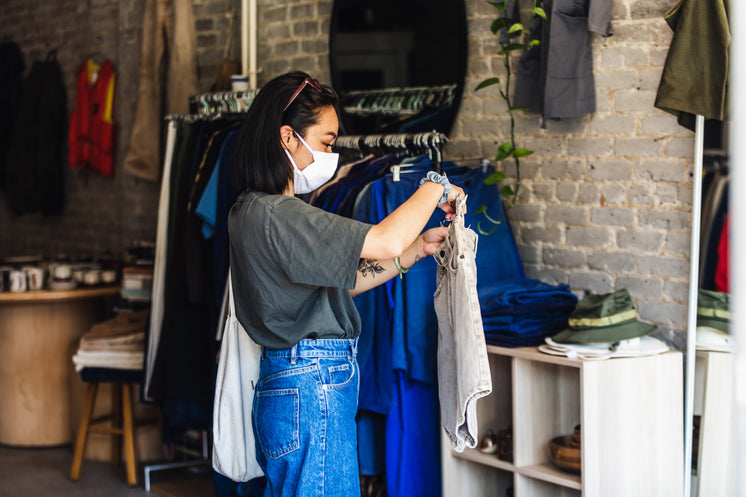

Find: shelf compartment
<box><xmin>515</xmin><ymin>473</ymin><xmax>581</xmax><ymax>497</ymax></box>
<box><xmin>451</xmin><ymin>447</ymin><xmax>515</xmax><ymax>472</ymax></box>
<box><xmin>516</xmin><ymin>463</ymin><xmax>581</xmax><ymax>490</ymax></box>
<box><xmin>512</xmin><ymin>357</ymin><xmax>580</xmax><ymax>468</ymax></box>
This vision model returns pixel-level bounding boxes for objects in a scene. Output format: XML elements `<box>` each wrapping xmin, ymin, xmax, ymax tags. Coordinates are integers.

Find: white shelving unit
<box><xmin>692</xmin><ymin>350</ymin><xmax>734</xmax><ymax>496</ymax></box>
<box><xmin>442</xmin><ymin>346</ymin><xmax>683</xmax><ymax>497</ymax></box>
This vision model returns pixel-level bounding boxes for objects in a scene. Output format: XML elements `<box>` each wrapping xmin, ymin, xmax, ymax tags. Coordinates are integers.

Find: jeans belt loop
<box><xmin>290</xmin><ymin>343</ymin><xmax>298</xmax><ymax>365</ymax></box>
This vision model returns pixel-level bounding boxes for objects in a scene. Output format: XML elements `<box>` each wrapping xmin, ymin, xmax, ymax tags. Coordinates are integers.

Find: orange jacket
<box><xmin>68</xmin><ymin>58</ymin><xmax>116</xmax><ymax>176</ymax></box>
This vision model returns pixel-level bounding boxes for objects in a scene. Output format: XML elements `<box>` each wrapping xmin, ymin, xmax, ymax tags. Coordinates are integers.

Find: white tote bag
<box><xmin>212</xmin><ymin>270</ymin><xmax>264</xmax><ymax>481</ymax></box>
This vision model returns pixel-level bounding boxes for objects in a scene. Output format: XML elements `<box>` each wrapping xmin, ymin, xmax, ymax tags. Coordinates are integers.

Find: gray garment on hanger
<box><xmin>513</xmin><ymin>0</ymin><xmax>613</xmax><ymax>124</ymax></box>
<box><xmin>434</xmin><ymin>200</ymin><xmax>492</xmax><ymax>452</ymax></box>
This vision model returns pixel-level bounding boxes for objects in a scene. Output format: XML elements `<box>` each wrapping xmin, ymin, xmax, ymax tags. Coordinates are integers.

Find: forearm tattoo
<box><xmin>358</xmin><ymin>258</ymin><xmax>385</xmax><ymax>278</ymax></box>
<box><xmin>414</xmin><ymin>254</ymin><xmax>422</xmax><ymax>264</ymax></box>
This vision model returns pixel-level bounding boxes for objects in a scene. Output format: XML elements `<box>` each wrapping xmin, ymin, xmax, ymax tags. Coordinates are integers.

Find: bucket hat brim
<box><xmin>551</xmin><ymin>320</ymin><xmax>657</xmax><ymax>345</ymax></box>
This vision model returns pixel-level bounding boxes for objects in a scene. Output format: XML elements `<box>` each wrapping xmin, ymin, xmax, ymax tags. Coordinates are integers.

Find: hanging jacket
<box><xmin>69</xmin><ymin>58</ymin><xmax>116</xmax><ymax>177</ymax></box>
<box><xmin>0</xmin><ymin>41</ymin><xmax>25</xmax><ymax>189</ymax></box>
<box><xmin>513</xmin><ymin>0</ymin><xmax>613</xmax><ymax>126</ymax></box>
<box><xmin>5</xmin><ymin>50</ymin><xmax>67</xmax><ymax>216</ymax></box>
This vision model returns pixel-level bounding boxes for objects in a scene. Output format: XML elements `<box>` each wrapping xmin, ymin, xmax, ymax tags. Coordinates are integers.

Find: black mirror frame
<box><xmin>328</xmin><ymin>0</ymin><xmax>469</xmax><ymax>138</ymax></box>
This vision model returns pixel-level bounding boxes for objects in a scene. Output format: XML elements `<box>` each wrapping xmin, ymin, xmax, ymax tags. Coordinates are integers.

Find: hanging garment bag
<box><xmin>212</xmin><ymin>269</ymin><xmax>264</xmax><ymax>481</ymax></box>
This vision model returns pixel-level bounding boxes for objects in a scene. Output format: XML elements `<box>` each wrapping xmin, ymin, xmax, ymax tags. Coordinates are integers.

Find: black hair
<box><xmin>230</xmin><ymin>71</ymin><xmax>340</xmax><ymax>193</ymax></box>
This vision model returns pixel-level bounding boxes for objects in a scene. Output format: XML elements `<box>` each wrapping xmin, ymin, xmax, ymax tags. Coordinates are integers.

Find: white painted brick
<box><xmin>589</xmin><ymin>251</ymin><xmax>636</xmax><ymax>272</ymax></box>
<box><xmin>602</xmin><ymin>184</ymin><xmax>626</xmax><ymax>204</ymax></box>
<box><xmin>617</xmin><ymin>230</ymin><xmax>664</xmax><ymax>252</ymax></box>
<box><xmin>591</xmin><ymin>207</ymin><xmax>636</xmax><ymax>227</ymax></box>
<box><xmin>625</xmin><ymin>46</ymin><xmax>649</xmax><ymax>66</ymax></box>
<box><xmin>566</xmin><ymin>226</ymin><xmax>612</xmax><ymax>248</ymax></box>
<box><xmin>590</xmin><ymin>114</ymin><xmax>637</xmax><ymax>135</ymax></box>
<box><xmin>543</xmin><ymin>247</ymin><xmax>586</xmax><ymax>268</ymax></box>
<box><xmin>638</xmin><ymin>255</ymin><xmax>689</xmax><ymax>277</ymax></box>
<box><xmin>542</xmin><ymin>160</ymin><xmax>586</xmax><ymax>180</ymax></box>
<box><xmin>545</xmin><ymin>205</ymin><xmax>588</xmax><ymax>225</ymax></box>
<box><xmin>569</xmin><ymin>138</ymin><xmax>613</xmax><ymax>157</ymax></box>
<box><xmin>636</xmin><ymin>160</ymin><xmax>688</xmax><ymax>182</ymax></box>
<box><xmin>569</xmin><ymin>271</ymin><xmax>614</xmax><ymax>293</ymax></box>
<box><xmin>557</xmin><ymin>183</ymin><xmax>579</xmax><ymax>202</ymax></box>
<box><xmin>641</xmin><ymin>113</ymin><xmax>686</xmax><ymax>134</ymax></box>
<box><xmin>665</xmin><ymin>232</ymin><xmax>691</xmax><ymax>255</ymax></box>
<box><xmin>615</xmin><ymin>90</ymin><xmax>657</xmax><ymax>113</ymax></box>
<box><xmin>615</xmin><ymin>137</ymin><xmax>661</xmax><ymax>157</ymax></box>
<box><xmin>578</xmin><ymin>184</ymin><xmax>601</xmax><ymax>203</ymax></box>
<box><xmin>616</xmin><ymin>276</ymin><xmax>664</xmax><ymax>299</ymax></box>
<box><xmin>588</xmin><ymin>160</ymin><xmax>632</xmax><ymax>180</ymax></box>
<box><xmin>654</xmin><ymin>184</ymin><xmax>679</xmax><ymax>205</ymax></box>
<box><xmin>639</xmin><ymin>208</ymin><xmax>691</xmax><ymax>231</ymax></box>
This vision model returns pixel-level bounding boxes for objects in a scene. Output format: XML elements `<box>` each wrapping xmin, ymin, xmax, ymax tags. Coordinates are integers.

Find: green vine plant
<box><xmin>472</xmin><ymin>0</ymin><xmax>546</xmax><ymax>235</ymax></box>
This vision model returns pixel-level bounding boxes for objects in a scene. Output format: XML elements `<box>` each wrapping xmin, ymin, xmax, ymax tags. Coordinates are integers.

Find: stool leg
<box><xmin>111</xmin><ymin>382</ymin><xmax>122</xmax><ymax>467</ymax></box>
<box><xmin>70</xmin><ymin>382</ymin><xmax>99</xmax><ymax>481</ymax></box>
<box><xmin>122</xmin><ymin>383</ymin><xmax>137</xmax><ymax>486</ymax></box>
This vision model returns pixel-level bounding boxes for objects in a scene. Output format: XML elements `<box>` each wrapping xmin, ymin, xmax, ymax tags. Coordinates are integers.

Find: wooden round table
<box><xmin>0</xmin><ymin>287</ymin><xmax>119</xmax><ymax>446</ymax></box>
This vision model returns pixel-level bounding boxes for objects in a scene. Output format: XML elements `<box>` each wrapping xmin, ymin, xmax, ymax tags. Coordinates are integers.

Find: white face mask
<box><xmin>284</xmin><ymin>130</ymin><xmax>339</xmax><ymax>194</ymax></box>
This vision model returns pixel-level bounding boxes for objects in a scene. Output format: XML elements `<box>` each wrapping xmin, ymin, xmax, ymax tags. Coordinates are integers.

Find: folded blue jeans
<box><xmin>253</xmin><ymin>339</ymin><xmax>360</xmax><ymax>497</ymax></box>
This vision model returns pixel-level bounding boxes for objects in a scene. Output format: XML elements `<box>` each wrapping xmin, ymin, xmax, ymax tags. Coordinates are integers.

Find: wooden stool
<box><xmin>70</xmin><ymin>368</ymin><xmax>142</xmax><ymax>486</ymax></box>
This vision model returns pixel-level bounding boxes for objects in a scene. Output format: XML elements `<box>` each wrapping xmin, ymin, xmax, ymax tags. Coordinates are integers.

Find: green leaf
<box><xmin>529</xmin><ymin>39</ymin><xmax>540</xmax><ymax>46</ymax></box>
<box><xmin>489</xmin><ymin>1</ymin><xmax>507</xmax><ymax>10</ymax></box>
<box><xmin>507</xmin><ymin>23</ymin><xmax>524</xmax><ymax>34</ymax></box>
<box><xmin>477</xmin><ymin>221</ymin><xmax>500</xmax><ymax>236</ymax></box>
<box><xmin>498</xmin><ymin>43</ymin><xmax>525</xmax><ymax>55</ymax></box>
<box><xmin>490</xmin><ymin>17</ymin><xmax>512</xmax><ymax>34</ymax></box>
<box><xmin>475</xmin><ymin>77</ymin><xmax>501</xmax><ymax>92</ymax></box>
<box><xmin>495</xmin><ymin>143</ymin><xmax>515</xmax><ymax>161</ymax></box>
<box><xmin>533</xmin><ymin>7</ymin><xmax>547</xmax><ymax>19</ymax></box>
<box><xmin>472</xmin><ymin>205</ymin><xmax>487</xmax><ymax>215</ymax></box>
<box><xmin>500</xmin><ymin>185</ymin><xmax>516</xmax><ymax>197</ymax></box>
<box><xmin>512</xmin><ymin>147</ymin><xmax>533</xmax><ymax>158</ymax></box>
<box><xmin>483</xmin><ymin>171</ymin><xmax>506</xmax><ymax>185</ymax></box>
<box><xmin>509</xmin><ymin>105</ymin><xmax>529</xmax><ymax>112</ymax></box>
<box><xmin>508</xmin><ymin>22</ymin><xmax>523</xmax><ymax>34</ymax></box>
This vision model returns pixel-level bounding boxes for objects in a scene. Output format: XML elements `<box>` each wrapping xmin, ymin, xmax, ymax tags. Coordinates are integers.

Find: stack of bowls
<box><xmin>547</xmin><ymin>425</ymin><xmax>581</xmax><ymax>474</ymax></box>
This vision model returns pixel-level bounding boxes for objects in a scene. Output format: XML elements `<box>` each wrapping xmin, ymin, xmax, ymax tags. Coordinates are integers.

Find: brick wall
<box><xmin>0</xmin><ymin>0</ymin><xmax>693</xmax><ymax>338</ymax></box>
<box><xmin>452</xmin><ymin>0</ymin><xmax>690</xmax><ymax>341</ymax></box>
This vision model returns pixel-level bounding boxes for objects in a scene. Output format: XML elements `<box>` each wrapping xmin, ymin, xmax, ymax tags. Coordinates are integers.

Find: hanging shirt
<box><xmin>655</xmin><ymin>0</ymin><xmax>730</xmax><ymax>130</ymax></box>
<box><xmin>513</xmin><ymin>0</ymin><xmax>613</xmax><ymax>125</ymax></box>
<box><xmin>228</xmin><ymin>191</ymin><xmax>372</xmax><ymax>349</ymax></box>
<box><xmin>68</xmin><ymin>58</ymin><xmax>116</xmax><ymax>176</ymax></box>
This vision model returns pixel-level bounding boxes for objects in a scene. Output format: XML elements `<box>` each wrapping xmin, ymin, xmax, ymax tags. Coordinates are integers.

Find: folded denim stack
<box><xmin>479</xmin><ymin>278</ymin><xmax>578</xmax><ymax>347</ymax></box>
<box><xmin>72</xmin><ymin>310</ymin><xmax>148</xmax><ymax>372</ymax></box>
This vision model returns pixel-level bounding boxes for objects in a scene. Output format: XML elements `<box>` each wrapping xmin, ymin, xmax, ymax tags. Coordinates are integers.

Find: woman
<box><xmin>227</xmin><ymin>71</ymin><xmax>465</xmax><ymax>497</ymax></box>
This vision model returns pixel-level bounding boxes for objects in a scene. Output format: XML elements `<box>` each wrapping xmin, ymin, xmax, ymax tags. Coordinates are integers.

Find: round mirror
<box><xmin>329</xmin><ymin>0</ymin><xmax>467</xmax><ymax>137</ymax></box>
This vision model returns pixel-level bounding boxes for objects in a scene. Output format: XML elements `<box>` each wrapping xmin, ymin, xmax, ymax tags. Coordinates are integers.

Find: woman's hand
<box><xmin>438</xmin><ymin>184</ymin><xmax>467</xmax><ymax>221</ymax></box>
<box><xmin>420</xmin><ymin>226</ymin><xmax>449</xmax><ymax>256</ymax></box>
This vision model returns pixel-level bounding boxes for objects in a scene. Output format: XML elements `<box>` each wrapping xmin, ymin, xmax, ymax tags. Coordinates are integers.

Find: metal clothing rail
<box><xmin>340</xmin><ymin>84</ymin><xmax>457</xmax><ymax>117</ymax></box>
<box><xmin>188</xmin><ymin>89</ymin><xmax>260</xmax><ymax>115</ymax></box>
<box><xmin>334</xmin><ymin>131</ymin><xmax>448</xmax><ymax>174</ymax></box>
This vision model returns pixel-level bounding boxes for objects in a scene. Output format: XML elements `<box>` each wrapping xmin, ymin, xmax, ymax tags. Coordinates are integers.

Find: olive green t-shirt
<box><xmin>228</xmin><ymin>191</ymin><xmax>372</xmax><ymax>349</ymax></box>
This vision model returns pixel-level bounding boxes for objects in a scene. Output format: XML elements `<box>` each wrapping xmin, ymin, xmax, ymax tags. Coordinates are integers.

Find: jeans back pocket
<box><xmin>255</xmin><ymin>388</ymin><xmax>300</xmax><ymax>459</ymax></box>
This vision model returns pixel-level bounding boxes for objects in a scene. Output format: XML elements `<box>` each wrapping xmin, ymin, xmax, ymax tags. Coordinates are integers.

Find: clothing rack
<box><xmin>340</xmin><ymin>84</ymin><xmax>456</xmax><ymax>117</ymax></box>
<box><xmin>334</xmin><ymin>131</ymin><xmax>448</xmax><ymax>173</ymax></box>
<box><xmin>188</xmin><ymin>89</ymin><xmax>259</xmax><ymax>115</ymax></box>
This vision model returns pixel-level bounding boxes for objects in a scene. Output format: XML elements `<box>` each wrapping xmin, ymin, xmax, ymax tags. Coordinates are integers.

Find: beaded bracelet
<box><xmin>394</xmin><ymin>256</ymin><xmax>409</xmax><ymax>280</ymax></box>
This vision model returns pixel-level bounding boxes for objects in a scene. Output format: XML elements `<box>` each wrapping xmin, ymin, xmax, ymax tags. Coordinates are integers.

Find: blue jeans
<box><xmin>253</xmin><ymin>339</ymin><xmax>360</xmax><ymax>497</ymax></box>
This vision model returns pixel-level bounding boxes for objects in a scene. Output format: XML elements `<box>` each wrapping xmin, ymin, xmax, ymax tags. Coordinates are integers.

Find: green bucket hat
<box><xmin>697</xmin><ymin>289</ymin><xmax>730</xmax><ymax>334</ymax></box>
<box><xmin>552</xmin><ymin>289</ymin><xmax>657</xmax><ymax>344</ymax></box>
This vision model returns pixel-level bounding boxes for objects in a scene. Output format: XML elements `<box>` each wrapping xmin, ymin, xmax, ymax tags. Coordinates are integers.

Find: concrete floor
<box><xmin>0</xmin><ymin>446</ymin><xmax>213</xmax><ymax>497</ymax></box>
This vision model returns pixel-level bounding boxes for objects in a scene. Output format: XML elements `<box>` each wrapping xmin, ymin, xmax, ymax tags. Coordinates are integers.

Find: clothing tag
<box><xmin>392</xmin><ymin>165</ymin><xmax>400</xmax><ymax>182</ymax></box>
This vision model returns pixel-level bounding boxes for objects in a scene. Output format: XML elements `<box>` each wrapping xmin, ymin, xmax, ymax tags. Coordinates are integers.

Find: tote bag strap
<box><xmin>227</xmin><ymin>268</ymin><xmax>237</xmax><ymax>318</ymax></box>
